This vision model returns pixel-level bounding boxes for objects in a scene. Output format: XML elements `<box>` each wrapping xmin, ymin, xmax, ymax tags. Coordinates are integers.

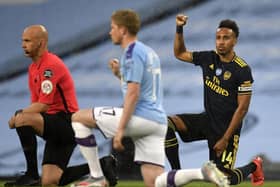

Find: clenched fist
<box><xmin>176</xmin><ymin>14</ymin><xmax>188</xmax><ymax>27</ymax></box>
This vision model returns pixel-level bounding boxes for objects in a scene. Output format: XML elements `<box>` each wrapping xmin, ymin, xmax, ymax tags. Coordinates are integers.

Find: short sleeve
<box><xmin>237</xmin><ymin>66</ymin><xmax>254</xmax><ymax>95</ymax></box>
<box><xmin>192</xmin><ymin>51</ymin><xmax>216</xmax><ymax>67</ymax></box>
<box><xmin>123</xmin><ymin>51</ymin><xmax>144</xmax><ymax>83</ymax></box>
<box><xmin>38</xmin><ymin>63</ymin><xmax>62</xmax><ymax>104</ymax></box>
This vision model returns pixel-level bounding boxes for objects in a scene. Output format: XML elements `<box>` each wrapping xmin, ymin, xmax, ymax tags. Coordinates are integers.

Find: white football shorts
<box><xmin>93</xmin><ymin>106</ymin><xmax>167</xmax><ymax>167</ymax></box>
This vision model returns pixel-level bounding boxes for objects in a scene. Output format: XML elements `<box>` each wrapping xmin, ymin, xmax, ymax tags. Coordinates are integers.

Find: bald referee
<box><xmin>6</xmin><ymin>25</ymin><xmax>88</xmax><ymax>186</ymax></box>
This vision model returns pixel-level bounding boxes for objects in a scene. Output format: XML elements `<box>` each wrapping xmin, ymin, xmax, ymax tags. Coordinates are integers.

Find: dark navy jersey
<box><xmin>192</xmin><ymin>50</ymin><xmax>254</xmax><ymax>136</ymax></box>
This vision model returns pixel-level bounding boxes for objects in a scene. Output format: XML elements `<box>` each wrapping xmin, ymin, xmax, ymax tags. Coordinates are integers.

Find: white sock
<box><xmin>174</xmin><ymin>168</ymin><xmax>204</xmax><ymax>186</ymax></box>
<box><xmin>72</xmin><ymin>122</ymin><xmax>104</xmax><ymax>178</ymax></box>
<box><xmin>156</xmin><ymin>168</ymin><xmax>205</xmax><ymax>187</ymax></box>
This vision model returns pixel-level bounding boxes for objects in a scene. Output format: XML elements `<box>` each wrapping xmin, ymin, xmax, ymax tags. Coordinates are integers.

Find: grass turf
<box><xmin>118</xmin><ymin>181</ymin><xmax>280</xmax><ymax>187</ymax></box>
<box><xmin>1</xmin><ymin>180</ymin><xmax>280</xmax><ymax>187</ymax></box>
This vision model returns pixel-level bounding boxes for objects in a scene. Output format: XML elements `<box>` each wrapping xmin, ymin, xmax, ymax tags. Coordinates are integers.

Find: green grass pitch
<box><xmin>1</xmin><ymin>180</ymin><xmax>280</xmax><ymax>187</ymax></box>
<box><xmin>117</xmin><ymin>181</ymin><xmax>280</xmax><ymax>187</ymax></box>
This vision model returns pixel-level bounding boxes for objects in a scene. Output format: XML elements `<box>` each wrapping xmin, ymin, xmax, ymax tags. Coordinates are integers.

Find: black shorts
<box><xmin>176</xmin><ymin>112</ymin><xmax>209</xmax><ymax>142</ymax></box>
<box><xmin>41</xmin><ymin>112</ymin><xmax>76</xmax><ymax>170</ymax></box>
<box><xmin>176</xmin><ymin>112</ymin><xmax>240</xmax><ymax>169</ymax></box>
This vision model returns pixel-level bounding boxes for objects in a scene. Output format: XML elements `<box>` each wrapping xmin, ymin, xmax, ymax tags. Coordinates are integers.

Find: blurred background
<box><xmin>0</xmin><ymin>0</ymin><xmax>279</xmax><ymax>181</ymax></box>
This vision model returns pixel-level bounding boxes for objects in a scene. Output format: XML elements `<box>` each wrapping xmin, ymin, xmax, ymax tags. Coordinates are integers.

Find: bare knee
<box><xmin>71</xmin><ymin>112</ymin><xmax>79</xmax><ymax>122</ymax></box>
<box><xmin>14</xmin><ymin>113</ymin><xmax>43</xmax><ymax>126</ymax></box>
<box><xmin>41</xmin><ymin>176</ymin><xmax>59</xmax><ymax>186</ymax></box>
<box><xmin>41</xmin><ymin>165</ymin><xmax>62</xmax><ymax>186</ymax></box>
<box><xmin>13</xmin><ymin>113</ymin><xmax>44</xmax><ymax>134</ymax></box>
<box><xmin>71</xmin><ymin>109</ymin><xmax>96</xmax><ymax>128</ymax></box>
<box><xmin>169</xmin><ymin>115</ymin><xmax>187</xmax><ymax>132</ymax></box>
<box><xmin>14</xmin><ymin>113</ymin><xmax>29</xmax><ymax>127</ymax></box>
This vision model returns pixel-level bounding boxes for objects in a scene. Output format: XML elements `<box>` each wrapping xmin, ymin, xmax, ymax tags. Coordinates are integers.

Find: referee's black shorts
<box><xmin>41</xmin><ymin>112</ymin><xmax>76</xmax><ymax>170</ymax></box>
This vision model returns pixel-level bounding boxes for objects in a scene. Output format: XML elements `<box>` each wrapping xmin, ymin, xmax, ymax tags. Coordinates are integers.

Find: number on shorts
<box><xmin>101</xmin><ymin>107</ymin><xmax>116</xmax><ymax>116</ymax></box>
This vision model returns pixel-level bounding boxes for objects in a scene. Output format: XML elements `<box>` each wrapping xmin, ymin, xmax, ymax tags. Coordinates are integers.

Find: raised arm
<box><xmin>174</xmin><ymin>14</ymin><xmax>193</xmax><ymax>63</ymax></box>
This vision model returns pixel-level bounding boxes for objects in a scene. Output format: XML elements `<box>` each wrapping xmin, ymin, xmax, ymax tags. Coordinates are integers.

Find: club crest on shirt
<box><xmin>43</xmin><ymin>69</ymin><xmax>53</xmax><ymax>78</ymax></box>
<box><xmin>41</xmin><ymin>80</ymin><xmax>53</xmax><ymax>94</ymax></box>
<box><xmin>215</xmin><ymin>68</ymin><xmax>222</xmax><ymax>76</ymax></box>
<box><xmin>223</xmin><ymin>71</ymin><xmax>232</xmax><ymax>80</ymax></box>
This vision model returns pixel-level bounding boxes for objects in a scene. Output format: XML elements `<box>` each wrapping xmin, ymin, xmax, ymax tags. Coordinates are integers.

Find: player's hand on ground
<box><xmin>176</xmin><ymin>14</ymin><xmax>188</xmax><ymax>27</ymax></box>
<box><xmin>113</xmin><ymin>130</ymin><xmax>125</xmax><ymax>151</ymax></box>
<box><xmin>213</xmin><ymin>137</ymin><xmax>229</xmax><ymax>157</ymax></box>
<box><xmin>108</xmin><ymin>58</ymin><xmax>120</xmax><ymax>78</ymax></box>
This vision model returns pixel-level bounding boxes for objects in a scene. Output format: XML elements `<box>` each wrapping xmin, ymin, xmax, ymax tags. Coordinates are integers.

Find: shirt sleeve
<box><xmin>237</xmin><ymin>66</ymin><xmax>254</xmax><ymax>95</ymax></box>
<box><xmin>123</xmin><ymin>52</ymin><xmax>144</xmax><ymax>83</ymax></box>
<box><xmin>38</xmin><ymin>64</ymin><xmax>62</xmax><ymax>104</ymax></box>
<box><xmin>192</xmin><ymin>51</ymin><xmax>216</xmax><ymax>67</ymax></box>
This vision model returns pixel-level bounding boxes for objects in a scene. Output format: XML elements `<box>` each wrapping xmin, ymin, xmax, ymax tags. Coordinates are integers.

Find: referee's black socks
<box><xmin>16</xmin><ymin>126</ymin><xmax>39</xmax><ymax>179</ymax></box>
<box><xmin>58</xmin><ymin>163</ymin><xmax>89</xmax><ymax>185</ymax></box>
